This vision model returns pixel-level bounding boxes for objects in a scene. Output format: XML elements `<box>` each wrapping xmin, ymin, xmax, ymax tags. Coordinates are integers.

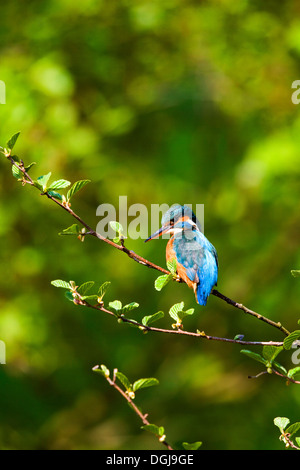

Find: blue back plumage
<box><xmin>173</xmin><ymin>229</ymin><xmax>218</xmax><ymax>305</ymax></box>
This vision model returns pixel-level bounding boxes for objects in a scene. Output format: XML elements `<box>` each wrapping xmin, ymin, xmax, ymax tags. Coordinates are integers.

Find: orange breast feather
<box><xmin>166</xmin><ymin>238</ymin><xmax>197</xmax><ymax>293</ymax></box>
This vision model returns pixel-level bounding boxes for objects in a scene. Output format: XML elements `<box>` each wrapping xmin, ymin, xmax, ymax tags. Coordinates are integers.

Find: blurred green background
<box><xmin>0</xmin><ymin>0</ymin><xmax>300</xmax><ymax>450</ymax></box>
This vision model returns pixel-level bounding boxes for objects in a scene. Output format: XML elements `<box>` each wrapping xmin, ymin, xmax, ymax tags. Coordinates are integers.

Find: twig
<box><xmin>92</xmin><ymin>365</ymin><xmax>173</xmax><ymax>450</ymax></box>
<box><xmin>248</xmin><ymin>368</ymin><xmax>300</xmax><ymax>385</ymax></box>
<box><xmin>82</xmin><ymin>300</ymin><xmax>284</xmax><ymax>347</ymax></box>
<box><xmin>212</xmin><ymin>289</ymin><xmax>290</xmax><ymax>336</ymax></box>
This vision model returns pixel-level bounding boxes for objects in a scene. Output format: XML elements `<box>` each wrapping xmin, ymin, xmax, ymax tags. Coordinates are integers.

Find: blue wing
<box><xmin>173</xmin><ymin>231</ymin><xmax>218</xmax><ymax>305</ymax></box>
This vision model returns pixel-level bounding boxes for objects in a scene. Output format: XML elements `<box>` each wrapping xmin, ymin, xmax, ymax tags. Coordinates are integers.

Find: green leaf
<box><xmin>287</xmin><ymin>366</ymin><xmax>300</xmax><ymax>379</ymax></box>
<box><xmin>169</xmin><ymin>301</ymin><xmax>185</xmax><ymax>322</ymax></box>
<box><xmin>167</xmin><ymin>258</ymin><xmax>177</xmax><ymax>275</ymax></box>
<box><xmin>141</xmin><ymin>424</ymin><xmax>165</xmax><ymax>437</ymax></box>
<box><xmin>36</xmin><ymin>172</ymin><xmax>52</xmax><ymax>191</ymax></box>
<box><xmin>183</xmin><ymin>308</ymin><xmax>195</xmax><ymax>317</ymax></box>
<box><xmin>65</xmin><ymin>291</ymin><xmax>74</xmax><ymax>302</ymax></box>
<box><xmin>262</xmin><ymin>345</ymin><xmax>283</xmax><ymax>363</ymax></box>
<box><xmin>108</xmin><ymin>300</ymin><xmax>122</xmax><ymax>312</ymax></box>
<box><xmin>48</xmin><ymin>179</ymin><xmax>71</xmax><ymax>190</ymax></box>
<box><xmin>109</xmin><ymin>221</ymin><xmax>123</xmax><ymax>232</ymax></box>
<box><xmin>59</xmin><ymin>224</ymin><xmax>80</xmax><ymax>236</ymax></box>
<box><xmin>48</xmin><ymin>190</ymin><xmax>63</xmax><ymax>201</ymax></box>
<box><xmin>283</xmin><ymin>330</ymin><xmax>300</xmax><ymax>350</ymax></box>
<box><xmin>142</xmin><ymin>311</ymin><xmax>164</xmax><ymax>326</ymax></box>
<box><xmin>182</xmin><ymin>441</ymin><xmax>202</xmax><ymax>450</ymax></box>
<box><xmin>116</xmin><ymin>371</ymin><xmax>132</xmax><ymax>391</ymax></box>
<box><xmin>11</xmin><ymin>155</ymin><xmax>20</xmax><ymax>163</ymax></box>
<box><xmin>12</xmin><ymin>164</ymin><xmax>23</xmax><ymax>179</ymax></box>
<box><xmin>92</xmin><ymin>364</ymin><xmax>110</xmax><ymax>377</ymax></box>
<box><xmin>168</xmin><ymin>302</ymin><xmax>194</xmax><ymax>326</ymax></box>
<box><xmin>121</xmin><ymin>302</ymin><xmax>139</xmax><ymax>313</ymax></box>
<box><xmin>51</xmin><ymin>279</ymin><xmax>72</xmax><ymax>289</ymax></box>
<box><xmin>24</xmin><ymin>162</ymin><xmax>36</xmax><ymax>172</ymax></box>
<box><xmin>81</xmin><ymin>294</ymin><xmax>98</xmax><ymax>303</ymax></box>
<box><xmin>286</xmin><ymin>422</ymin><xmax>300</xmax><ymax>437</ymax></box>
<box><xmin>274</xmin><ymin>417</ymin><xmax>290</xmax><ymax>432</ymax></box>
<box><xmin>67</xmin><ymin>179</ymin><xmax>91</xmax><ymax>201</ymax></box>
<box><xmin>272</xmin><ymin>361</ymin><xmax>287</xmax><ymax>375</ymax></box>
<box><xmin>7</xmin><ymin>131</ymin><xmax>20</xmax><ymax>151</ymax></box>
<box><xmin>77</xmin><ymin>281</ymin><xmax>94</xmax><ymax>295</ymax></box>
<box><xmin>132</xmin><ymin>378</ymin><xmax>159</xmax><ymax>392</ymax></box>
<box><xmin>295</xmin><ymin>437</ymin><xmax>300</xmax><ymax>446</ymax></box>
<box><xmin>97</xmin><ymin>281</ymin><xmax>111</xmax><ymax>301</ymax></box>
<box><xmin>154</xmin><ymin>274</ymin><xmax>173</xmax><ymax>291</ymax></box>
<box><xmin>291</xmin><ymin>270</ymin><xmax>300</xmax><ymax>277</ymax></box>
<box><xmin>240</xmin><ymin>349</ymin><xmax>267</xmax><ymax>365</ymax></box>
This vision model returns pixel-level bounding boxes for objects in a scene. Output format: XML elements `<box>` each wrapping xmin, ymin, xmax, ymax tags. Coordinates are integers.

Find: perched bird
<box><xmin>145</xmin><ymin>204</ymin><xmax>218</xmax><ymax>305</ymax></box>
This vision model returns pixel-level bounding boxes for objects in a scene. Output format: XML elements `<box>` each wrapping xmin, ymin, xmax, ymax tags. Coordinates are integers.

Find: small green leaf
<box><xmin>108</xmin><ymin>300</ymin><xmax>122</xmax><ymax>312</ymax></box>
<box><xmin>59</xmin><ymin>224</ymin><xmax>80</xmax><ymax>236</ymax></box>
<box><xmin>291</xmin><ymin>270</ymin><xmax>300</xmax><ymax>277</ymax></box>
<box><xmin>109</xmin><ymin>221</ymin><xmax>124</xmax><ymax>234</ymax></box>
<box><xmin>48</xmin><ymin>179</ymin><xmax>71</xmax><ymax>190</ymax></box>
<box><xmin>97</xmin><ymin>281</ymin><xmax>111</xmax><ymax>301</ymax></box>
<box><xmin>295</xmin><ymin>437</ymin><xmax>300</xmax><ymax>446</ymax></box>
<box><xmin>51</xmin><ymin>279</ymin><xmax>72</xmax><ymax>289</ymax></box>
<box><xmin>67</xmin><ymin>179</ymin><xmax>91</xmax><ymax>201</ymax></box>
<box><xmin>116</xmin><ymin>371</ymin><xmax>132</xmax><ymax>391</ymax></box>
<box><xmin>81</xmin><ymin>294</ymin><xmax>98</xmax><ymax>303</ymax></box>
<box><xmin>141</xmin><ymin>424</ymin><xmax>164</xmax><ymax>437</ymax></box>
<box><xmin>240</xmin><ymin>349</ymin><xmax>267</xmax><ymax>365</ymax></box>
<box><xmin>7</xmin><ymin>132</ymin><xmax>21</xmax><ymax>151</ymax></box>
<box><xmin>154</xmin><ymin>274</ymin><xmax>172</xmax><ymax>291</ymax></box>
<box><xmin>272</xmin><ymin>361</ymin><xmax>287</xmax><ymax>375</ymax></box>
<box><xmin>24</xmin><ymin>162</ymin><xmax>36</xmax><ymax>172</ymax></box>
<box><xmin>169</xmin><ymin>302</ymin><xmax>185</xmax><ymax>322</ymax></box>
<box><xmin>287</xmin><ymin>366</ymin><xmax>300</xmax><ymax>379</ymax></box>
<box><xmin>12</xmin><ymin>164</ymin><xmax>23</xmax><ymax>179</ymax></box>
<box><xmin>182</xmin><ymin>441</ymin><xmax>202</xmax><ymax>450</ymax></box>
<box><xmin>286</xmin><ymin>422</ymin><xmax>300</xmax><ymax>437</ymax></box>
<box><xmin>283</xmin><ymin>330</ymin><xmax>300</xmax><ymax>350</ymax></box>
<box><xmin>77</xmin><ymin>281</ymin><xmax>94</xmax><ymax>295</ymax></box>
<box><xmin>142</xmin><ymin>311</ymin><xmax>164</xmax><ymax>326</ymax></box>
<box><xmin>65</xmin><ymin>291</ymin><xmax>74</xmax><ymax>302</ymax></box>
<box><xmin>133</xmin><ymin>378</ymin><xmax>159</xmax><ymax>392</ymax></box>
<box><xmin>167</xmin><ymin>258</ymin><xmax>177</xmax><ymax>275</ymax></box>
<box><xmin>122</xmin><ymin>302</ymin><xmax>139</xmax><ymax>313</ymax></box>
<box><xmin>262</xmin><ymin>345</ymin><xmax>283</xmax><ymax>363</ymax></box>
<box><xmin>36</xmin><ymin>172</ymin><xmax>52</xmax><ymax>191</ymax></box>
<box><xmin>183</xmin><ymin>308</ymin><xmax>195</xmax><ymax>317</ymax></box>
<box><xmin>48</xmin><ymin>190</ymin><xmax>63</xmax><ymax>201</ymax></box>
<box><xmin>274</xmin><ymin>417</ymin><xmax>290</xmax><ymax>432</ymax></box>
<box><xmin>92</xmin><ymin>364</ymin><xmax>110</xmax><ymax>377</ymax></box>
<box><xmin>109</xmin><ymin>221</ymin><xmax>126</xmax><ymax>240</ymax></box>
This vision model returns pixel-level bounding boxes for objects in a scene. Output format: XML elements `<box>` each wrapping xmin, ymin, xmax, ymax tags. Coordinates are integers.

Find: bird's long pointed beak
<box><xmin>145</xmin><ymin>225</ymin><xmax>170</xmax><ymax>242</ymax></box>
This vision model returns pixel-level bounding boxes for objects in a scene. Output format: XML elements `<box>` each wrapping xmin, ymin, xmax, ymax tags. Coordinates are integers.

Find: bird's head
<box><xmin>145</xmin><ymin>204</ymin><xmax>201</xmax><ymax>242</ymax></box>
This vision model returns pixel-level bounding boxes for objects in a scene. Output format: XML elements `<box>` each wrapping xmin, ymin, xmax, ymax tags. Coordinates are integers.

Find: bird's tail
<box><xmin>196</xmin><ymin>286</ymin><xmax>208</xmax><ymax>306</ymax></box>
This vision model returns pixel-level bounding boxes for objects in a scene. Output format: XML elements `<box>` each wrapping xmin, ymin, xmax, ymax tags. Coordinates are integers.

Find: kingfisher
<box><xmin>145</xmin><ymin>204</ymin><xmax>218</xmax><ymax>305</ymax></box>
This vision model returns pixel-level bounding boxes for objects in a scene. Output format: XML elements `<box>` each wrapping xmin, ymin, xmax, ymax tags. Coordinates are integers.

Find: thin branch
<box><xmin>82</xmin><ymin>300</ymin><xmax>284</xmax><ymax>347</ymax></box>
<box><xmin>92</xmin><ymin>365</ymin><xmax>173</xmax><ymax>450</ymax></box>
<box><xmin>248</xmin><ymin>368</ymin><xmax>300</xmax><ymax>385</ymax></box>
<box><xmin>271</xmin><ymin>368</ymin><xmax>300</xmax><ymax>385</ymax></box>
<box><xmin>7</xmin><ymin>155</ymin><xmax>291</xmax><ymax>338</ymax></box>
<box><xmin>281</xmin><ymin>433</ymin><xmax>300</xmax><ymax>450</ymax></box>
<box><xmin>212</xmin><ymin>289</ymin><xmax>290</xmax><ymax>336</ymax></box>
